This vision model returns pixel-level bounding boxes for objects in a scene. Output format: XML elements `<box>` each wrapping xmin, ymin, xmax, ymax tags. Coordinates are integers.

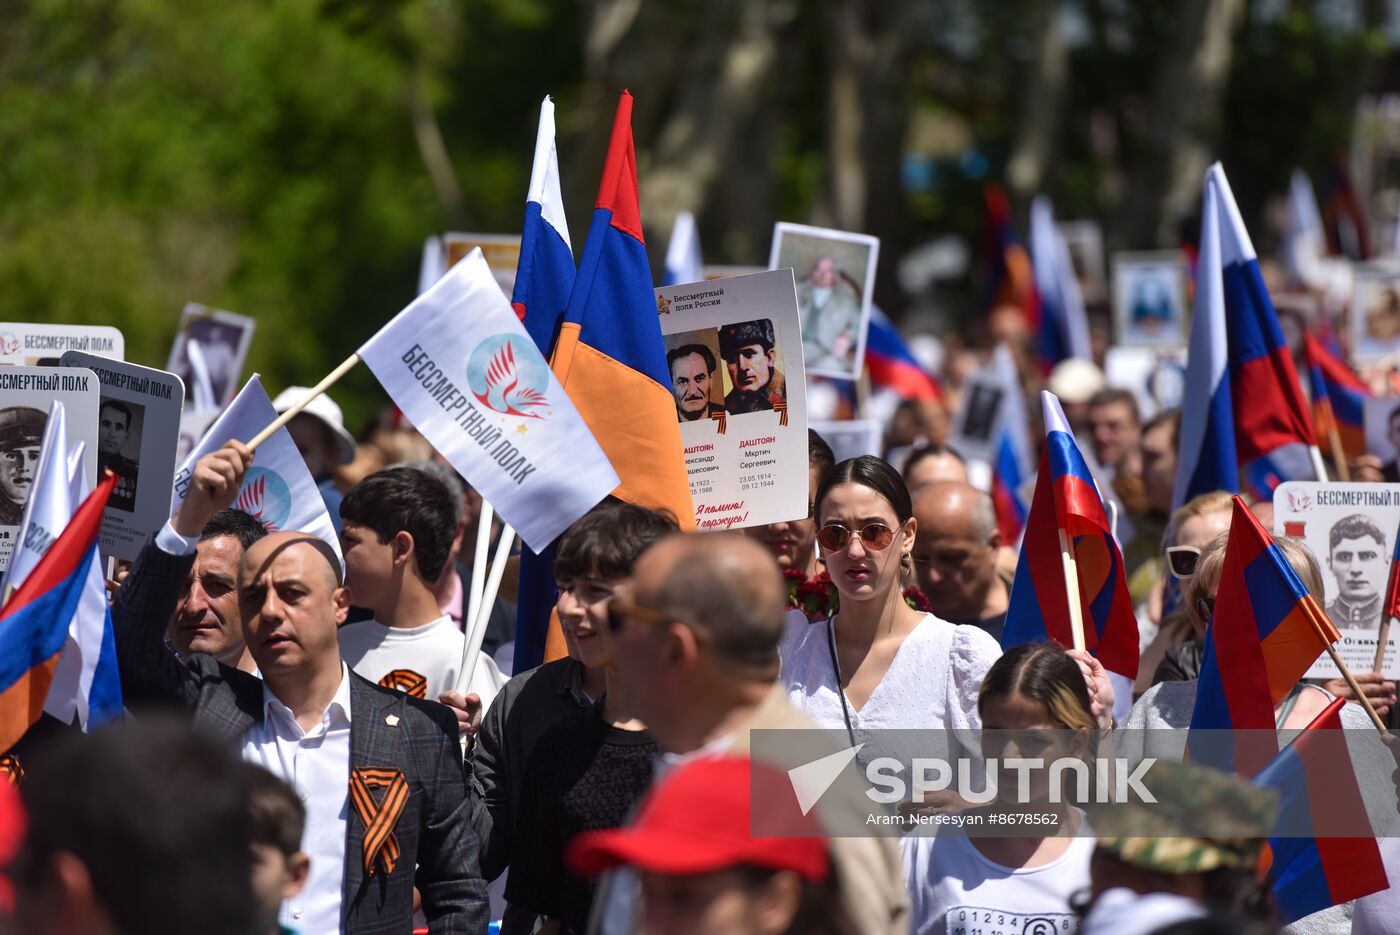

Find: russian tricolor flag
<box><xmin>863</xmin><ymin>308</ymin><xmax>943</xmax><ymax>403</ymax></box>
<box><xmin>1302</xmin><ymin>331</ymin><xmax>1369</xmax><ymax>462</ymax></box>
<box><xmin>1188</xmin><ymin>497</ymin><xmax>1340</xmax><ymax>775</ymax></box>
<box><xmin>551</xmin><ymin>90</ymin><xmax>694</xmax><ymax>526</ymax></box>
<box><xmin>1176</xmin><ymin>163</ymin><xmax>1320</xmax><ymax>510</ymax></box>
<box><xmin>512</xmin><ymin>96</ymin><xmax>576</xmax><ymax>357</ymax></box>
<box><xmin>0</xmin><ymin>472</ymin><xmax>116</xmax><ymax>750</ymax></box>
<box><xmin>1002</xmin><ymin>392</ymin><xmax>1138</xmax><ymax>679</ymax></box>
<box><xmin>662</xmin><ymin>210</ymin><xmax>703</xmax><ymax>287</ymax></box>
<box><xmin>510</xmin><ymin>96</ymin><xmax>577</xmax><ymax>673</ymax></box>
<box><xmin>1253</xmin><ymin>697</ymin><xmax>1388</xmax><ymax>922</ymax></box>
<box><xmin>986</xmin><ymin>345</ymin><xmax>1032</xmax><ymax>543</ymax></box>
<box><xmin>1028</xmin><ymin>195</ymin><xmax>1092</xmax><ymax>371</ymax></box>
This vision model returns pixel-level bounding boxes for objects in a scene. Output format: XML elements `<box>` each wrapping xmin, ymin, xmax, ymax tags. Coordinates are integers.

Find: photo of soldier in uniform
<box><xmin>1324</xmin><ymin>513</ymin><xmax>1389</xmax><ymax>630</ymax></box>
<box><xmin>0</xmin><ymin>407</ymin><xmax>45</xmax><ymax>526</ymax></box>
<box><xmin>717</xmin><ymin>319</ymin><xmax>787</xmax><ymax>417</ymax></box>
<box><xmin>167</xmin><ymin>304</ymin><xmax>255</xmax><ymax>409</ymax></box>
<box><xmin>98</xmin><ymin>398</ymin><xmax>144</xmax><ymax>513</ymax></box>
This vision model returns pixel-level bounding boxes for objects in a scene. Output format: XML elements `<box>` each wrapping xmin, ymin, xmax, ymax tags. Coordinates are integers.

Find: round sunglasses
<box><xmin>816</xmin><ymin>522</ymin><xmax>898</xmax><ymax>552</ymax></box>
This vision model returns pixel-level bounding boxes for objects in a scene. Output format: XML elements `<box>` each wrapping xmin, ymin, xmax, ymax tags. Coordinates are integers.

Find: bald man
<box><xmin>901</xmin><ymin>442</ymin><xmax>968</xmax><ymax>495</ymax></box>
<box><xmin>910</xmin><ymin>482</ymin><xmax>1010</xmax><ymax>639</ymax></box>
<box><xmin>607</xmin><ymin>533</ymin><xmax>908</xmax><ymax>934</ymax></box>
<box><xmin>113</xmin><ymin>444</ymin><xmax>489</xmax><ymax>934</ymax></box>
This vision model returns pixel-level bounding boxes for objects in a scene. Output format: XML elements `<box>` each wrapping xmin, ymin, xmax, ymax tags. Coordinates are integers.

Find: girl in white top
<box><xmin>903</xmin><ymin>643</ymin><xmax>1105</xmax><ymax>935</ymax></box>
<box><xmin>779</xmin><ymin>455</ymin><xmax>1002</xmax><ymax>749</ymax></box>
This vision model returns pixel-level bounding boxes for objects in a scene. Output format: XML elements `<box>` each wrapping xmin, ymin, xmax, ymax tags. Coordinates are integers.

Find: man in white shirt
<box><xmin>338</xmin><ymin>466</ymin><xmax>504</xmax><ymax>714</ymax></box>
<box><xmin>112</xmin><ymin>441</ymin><xmax>489</xmax><ymax>934</ymax></box>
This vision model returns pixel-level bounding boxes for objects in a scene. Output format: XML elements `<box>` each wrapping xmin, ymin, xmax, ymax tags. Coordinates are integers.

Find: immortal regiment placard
<box><xmin>61</xmin><ymin>353</ymin><xmax>184</xmax><ymax>562</ymax></box>
<box><xmin>0</xmin><ymin>367</ymin><xmax>99</xmax><ymax>569</ymax></box>
<box><xmin>166</xmin><ymin>303</ymin><xmax>256</xmax><ymax>408</ymax></box>
<box><xmin>1274</xmin><ymin>481</ymin><xmax>1400</xmax><ymax>678</ymax></box>
<box><xmin>655</xmin><ymin>269</ymin><xmax>808</xmax><ymax>530</ymax></box>
<box><xmin>0</xmin><ymin>323</ymin><xmax>124</xmax><ymax>366</ymax></box>
<box><xmin>443</xmin><ymin>233</ymin><xmax>523</xmax><ymax>297</ymax></box>
<box><xmin>769</xmin><ymin>223</ymin><xmax>878</xmax><ymax>381</ymax></box>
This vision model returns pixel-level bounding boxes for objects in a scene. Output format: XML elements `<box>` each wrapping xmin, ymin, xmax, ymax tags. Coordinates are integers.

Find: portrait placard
<box><xmin>0</xmin><ymin>367</ymin><xmax>99</xmax><ymax>570</ymax></box>
<box><xmin>0</xmin><ymin>323</ymin><xmax>124</xmax><ymax>366</ymax></box>
<box><xmin>768</xmin><ymin>223</ymin><xmax>878</xmax><ymax>381</ymax></box>
<box><xmin>1274</xmin><ymin>481</ymin><xmax>1400</xmax><ymax>678</ymax></box>
<box><xmin>1110</xmin><ymin>251</ymin><xmax>1189</xmax><ymax>348</ymax></box>
<box><xmin>1057</xmin><ymin>220</ymin><xmax>1107</xmax><ymax>304</ymax></box>
<box><xmin>1351</xmin><ymin>267</ymin><xmax>1400</xmax><ymax>363</ymax></box>
<box><xmin>166</xmin><ymin>304</ymin><xmax>255</xmax><ymax>409</ymax></box>
<box><xmin>61</xmin><ymin>353</ymin><xmax>185</xmax><ymax>562</ymax></box>
<box><xmin>656</xmin><ymin>269</ymin><xmax>808</xmax><ymax>530</ymax></box>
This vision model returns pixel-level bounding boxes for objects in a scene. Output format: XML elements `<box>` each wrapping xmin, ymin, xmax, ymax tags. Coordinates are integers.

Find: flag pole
<box><xmin>465</xmin><ymin>500</ymin><xmax>494</xmax><ymax>649</ymax></box>
<box><xmin>245</xmin><ymin>352</ymin><xmax>362</xmax><ymax>452</ymax></box>
<box><xmin>1307</xmin><ymin>602</ymin><xmax>1386</xmax><ymax>732</ymax></box>
<box><xmin>456</xmin><ymin>523</ymin><xmax>516</xmax><ymax>696</ymax></box>
<box><xmin>1057</xmin><ymin>529</ymin><xmax>1087</xmax><ymax>652</ymax></box>
<box><xmin>1307</xmin><ymin>444</ymin><xmax>1330</xmax><ymax>483</ymax></box>
<box><xmin>1324</xmin><ymin>426</ymin><xmax>1351</xmax><ymax>481</ymax></box>
<box><xmin>1374</xmin><ymin>617</ymin><xmax>1391</xmax><ymax>674</ymax></box>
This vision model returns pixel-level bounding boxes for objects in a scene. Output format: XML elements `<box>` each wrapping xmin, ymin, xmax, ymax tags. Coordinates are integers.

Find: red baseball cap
<box><xmin>567</xmin><ymin>756</ymin><xmax>829</xmax><ymax>882</ymax></box>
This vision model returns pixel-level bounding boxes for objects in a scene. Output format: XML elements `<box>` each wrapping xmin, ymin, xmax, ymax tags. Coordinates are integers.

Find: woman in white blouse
<box><xmin>779</xmin><ymin>455</ymin><xmax>1002</xmax><ymax>747</ymax></box>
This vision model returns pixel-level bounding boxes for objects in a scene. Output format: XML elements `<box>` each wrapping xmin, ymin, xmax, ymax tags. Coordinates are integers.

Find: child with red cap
<box><xmin>567</xmin><ymin>757</ymin><xmax>854</xmax><ymax>935</ymax></box>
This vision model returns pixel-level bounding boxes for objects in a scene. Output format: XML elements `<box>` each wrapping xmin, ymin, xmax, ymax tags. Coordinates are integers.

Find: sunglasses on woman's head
<box><xmin>816</xmin><ymin>522</ymin><xmax>897</xmax><ymax>552</ymax></box>
<box><xmin>1165</xmin><ymin>545</ymin><xmax>1202</xmax><ymax>579</ymax></box>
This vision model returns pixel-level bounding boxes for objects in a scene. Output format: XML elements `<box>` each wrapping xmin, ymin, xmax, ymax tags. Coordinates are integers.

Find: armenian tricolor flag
<box><xmin>1002</xmin><ymin>392</ymin><xmax>1138</xmax><ymax>679</ymax></box>
<box><xmin>551</xmin><ymin>90</ymin><xmax>694</xmax><ymax>528</ymax></box>
<box><xmin>1254</xmin><ymin>698</ymin><xmax>1388</xmax><ymax>922</ymax></box>
<box><xmin>982</xmin><ymin>184</ymin><xmax>1040</xmax><ymax>328</ymax></box>
<box><xmin>0</xmin><ymin>472</ymin><xmax>115</xmax><ymax>750</ymax></box>
<box><xmin>1302</xmin><ymin>331</ymin><xmax>1369</xmax><ymax>461</ymax></box>
<box><xmin>1188</xmin><ymin>497</ymin><xmax>1340</xmax><ymax>776</ymax></box>
<box><xmin>510</xmin><ymin>96</ymin><xmax>577</xmax><ymax>674</ymax></box>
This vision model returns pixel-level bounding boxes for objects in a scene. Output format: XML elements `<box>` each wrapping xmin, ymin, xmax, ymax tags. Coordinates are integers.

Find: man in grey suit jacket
<box><xmin>114</xmin><ymin>441</ymin><xmax>489</xmax><ymax>934</ymax></box>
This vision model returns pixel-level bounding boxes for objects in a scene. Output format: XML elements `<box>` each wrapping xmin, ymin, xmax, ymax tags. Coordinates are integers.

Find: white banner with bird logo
<box><xmin>358</xmin><ymin>248</ymin><xmax>618</xmax><ymax>551</ymax></box>
<box><xmin>171</xmin><ymin>373</ymin><xmax>342</xmax><ymax>564</ymax></box>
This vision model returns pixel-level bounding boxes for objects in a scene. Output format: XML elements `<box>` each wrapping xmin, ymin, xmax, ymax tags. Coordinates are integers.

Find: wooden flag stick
<box><xmin>1057</xmin><ymin>529</ymin><xmax>1086</xmax><ymax>652</ymax></box>
<box><xmin>1374</xmin><ymin>617</ymin><xmax>1392</xmax><ymax>674</ymax></box>
<box><xmin>246</xmin><ymin>352</ymin><xmax>362</xmax><ymax>452</ymax></box>
<box><xmin>1325</xmin><ymin>424</ymin><xmax>1351</xmax><ymax>482</ymax></box>
<box><xmin>456</xmin><ymin>523</ymin><xmax>516</xmax><ymax>696</ymax></box>
<box><xmin>1307</xmin><ymin>602</ymin><xmax>1387</xmax><ymax>732</ymax></box>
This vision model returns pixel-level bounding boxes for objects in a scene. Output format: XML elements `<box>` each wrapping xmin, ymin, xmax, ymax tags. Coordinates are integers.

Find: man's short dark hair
<box><xmin>1088</xmin><ymin>388</ymin><xmax>1140</xmax><ymax>424</ymax></box>
<box><xmin>100</xmin><ymin>399</ymin><xmax>133</xmax><ymax>427</ymax></box>
<box><xmin>901</xmin><ymin>442</ymin><xmax>965</xmax><ymax>486</ymax></box>
<box><xmin>243</xmin><ymin>762</ymin><xmax>304</xmax><ymax>857</ymax></box>
<box><xmin>341</xmin><ymin>466</ymin><xmax>457</xmax><ymax>582</ymax></box>
<box><xmin>1329</xmin><ymin>513</ymin><xmax>1386</xmax><ymax>553</ymax></box>
<box><xmin>555</xmin><ymin>499</ymin><xmax>679</xmax><ymax>585</ymax></box>
<box><xmin>15</xmin><ymin>718</ymin><xmax>256</xmax><ymax>935</ymax></box>
<box><xmin>199</xmin><ymin>508</ymin><xmax>269</xmax><ymax>550</ymax></box>
<box><xmin>666</xmin><ymin>343</ymin><xmax>716</xmax><ymax>375</ymax></box>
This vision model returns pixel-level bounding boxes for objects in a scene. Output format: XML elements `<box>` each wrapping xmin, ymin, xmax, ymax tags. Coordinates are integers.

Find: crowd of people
<box><xmin>0</xmin><ymin>325</ymin><xmax>1397</xmax><ymax>935</ymax></box>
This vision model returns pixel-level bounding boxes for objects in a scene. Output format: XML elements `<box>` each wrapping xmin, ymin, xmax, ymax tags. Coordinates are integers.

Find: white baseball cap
<box><xmin>271</xmin><ymin>386</ymin><xmax>357</xmax><ymax>466</ymax></box>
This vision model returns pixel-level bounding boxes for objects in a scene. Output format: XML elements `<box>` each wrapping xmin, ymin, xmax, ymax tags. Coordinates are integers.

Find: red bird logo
<box><xmin>234</xmin><ymin>473</ymin><xmax>276</xmax><ymax>530</ymax></box>
<box><xmin>474</xmin><ymin>341</ymin><xmax>547</xmax><ymax>419</ymax></box>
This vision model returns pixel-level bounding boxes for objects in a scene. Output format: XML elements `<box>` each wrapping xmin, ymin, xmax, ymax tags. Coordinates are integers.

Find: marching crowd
<box><xmin>2</xmin><ymin>329</ymin><xmax>1400</xmax><ymax>935</ymax></box>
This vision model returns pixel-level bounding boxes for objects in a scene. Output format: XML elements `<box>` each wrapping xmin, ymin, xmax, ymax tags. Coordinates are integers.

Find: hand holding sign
<box><xmin>174</xmin><ymin>442</ymin><xmax>251</xmax><ymax>538</ymax></box>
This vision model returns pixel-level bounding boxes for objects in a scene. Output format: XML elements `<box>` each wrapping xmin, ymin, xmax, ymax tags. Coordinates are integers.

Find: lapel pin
<box><xmin>385</xmin><ymin>714</ymin><xmax>400</xmax><ymax>727</ymax></box>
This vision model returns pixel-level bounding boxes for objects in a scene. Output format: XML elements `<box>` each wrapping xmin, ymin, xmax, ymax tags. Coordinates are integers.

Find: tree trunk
<box><xmin>1006</xmin><ymin>0</ymin><xmax>1068</xmax><ymax>203</ymax></box>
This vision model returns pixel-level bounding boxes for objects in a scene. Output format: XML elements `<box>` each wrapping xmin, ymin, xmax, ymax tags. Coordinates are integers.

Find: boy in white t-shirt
<box><xmin>338</xmin><ymin>466</ymin><xmax>504</xmax><ymax>719</ymax></box>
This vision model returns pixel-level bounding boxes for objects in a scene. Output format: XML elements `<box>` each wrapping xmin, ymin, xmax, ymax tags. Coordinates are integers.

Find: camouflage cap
<box><xmin>1085</xmin><ymin>760</ymin><xmax>1278</xmax><ymax>874</ymax></box>
<box><xmin>718</xmin><ymin>319</ymin><xmax>775</xmax><ymax>359</ymax></box>
<box><xmin>0</xmin><ymin>407</ymin><xmax>45</xmax><ymax>452</ymax></box>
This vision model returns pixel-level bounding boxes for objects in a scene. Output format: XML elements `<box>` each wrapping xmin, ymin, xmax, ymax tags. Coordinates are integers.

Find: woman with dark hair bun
<box><xmin>778</xmin><ymin>455</ymin><xmax>1002</xmax><ymax>749</ymax></box>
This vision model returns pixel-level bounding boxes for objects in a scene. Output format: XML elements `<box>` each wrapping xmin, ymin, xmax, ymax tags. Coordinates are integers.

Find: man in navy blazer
<box><xmin>114</xmin><ymin>441</ymin><xmax>489</xmax><ymax>934</ymax></box>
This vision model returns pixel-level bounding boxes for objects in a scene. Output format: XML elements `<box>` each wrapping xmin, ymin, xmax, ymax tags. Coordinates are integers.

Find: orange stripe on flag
<box><xmin>544</xmin><ymin>608</ymin><xmax>569</xmax><ymax>664</ymax></box>
<box><xmin>1260</xmin><ymin>598</ymin><xmax>1339</xmax><ymax>704</ymax></box>
<box><xmin>0</xmin><ymin>655</ymin><xmax>61</xmax><ymax>752</ymax></box>
<box><xmin>552</xmin><ymin>323</ymin><xmax>695</xmax><ymax>528</ymax></box>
